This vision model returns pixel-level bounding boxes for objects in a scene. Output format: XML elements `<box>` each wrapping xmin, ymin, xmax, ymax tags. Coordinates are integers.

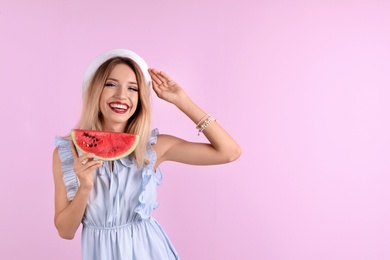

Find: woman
<box><xmin>53</xmin><ymin>49</ymin><xmax>241</xmax><ymax>259</ymax></box>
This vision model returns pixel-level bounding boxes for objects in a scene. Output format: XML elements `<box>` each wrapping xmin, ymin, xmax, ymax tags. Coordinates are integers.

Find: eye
<box><xmin>105</xmin><ymin>82</ymin><xmax>116</xmax><ymax>87</ymax></box>
<box><xmin>128</xmin><ymin>86</ymin><xmax>139</xmax><ymax>92</ymax></box>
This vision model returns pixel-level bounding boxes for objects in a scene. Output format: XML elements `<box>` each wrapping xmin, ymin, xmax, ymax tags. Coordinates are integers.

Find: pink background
<box><xmin>1</xmin><ymin>0</ymin><xmax>390</xmax><ymax>259</ymax></box>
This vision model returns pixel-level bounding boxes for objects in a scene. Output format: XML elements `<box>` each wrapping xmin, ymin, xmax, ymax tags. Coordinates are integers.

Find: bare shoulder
<box><xmin>53</xmin><ymin>147</ymin><xmax>60</xmax><ymax>167</ymax></box>
<box><xmin>52</xmin><ymin>147</ymin><xmax>64</xmax><ymax>181</ymax></box>
<box><xmin>52</xmin><ymin>147</ymin><xmax>67</xmax><ymax>197</ymax></box>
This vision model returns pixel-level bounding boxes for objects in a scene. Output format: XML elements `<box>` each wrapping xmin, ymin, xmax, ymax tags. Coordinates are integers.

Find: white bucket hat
<box><xmin>82</xmin><ymin>49</ymin><xmax>151</xmax><ymax>96</ymax></box>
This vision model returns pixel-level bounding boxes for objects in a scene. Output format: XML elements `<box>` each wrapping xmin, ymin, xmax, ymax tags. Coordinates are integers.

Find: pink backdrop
<box><xmin>1</xmin><ymin>0</ymin><xmax>390</xmax><ymax>259</ymax></box>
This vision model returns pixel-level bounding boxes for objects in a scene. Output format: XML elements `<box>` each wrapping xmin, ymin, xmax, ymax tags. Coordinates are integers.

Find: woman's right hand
<box><xmin>71</xmin><ymin>143</ymin><xmax>102</xmax><ymax>191</ymax></box>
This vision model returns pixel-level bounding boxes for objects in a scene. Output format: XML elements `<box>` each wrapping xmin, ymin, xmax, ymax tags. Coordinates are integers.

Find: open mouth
<box><xmin>109</xmin><ymin>102</ymin><xmax>130</xmax><ymax>114</ymax></box>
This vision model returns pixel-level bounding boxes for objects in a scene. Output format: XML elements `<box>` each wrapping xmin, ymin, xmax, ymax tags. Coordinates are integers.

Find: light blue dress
<box><xmin>55</xmin><ymin>129</ymin><xmax>179</xmax><ymax>260</ymax></box>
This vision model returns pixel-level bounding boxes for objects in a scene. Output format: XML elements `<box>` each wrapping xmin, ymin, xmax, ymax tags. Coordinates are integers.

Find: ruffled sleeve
<box><xmin>146</xmin><ymin>128</ymin><xmax>160</xmax><ymax>169</ymax></box>
<box><xmin>134</xmin><ymin>128</ymin><xmax>163</xmax><ymax>219</ymax></box>
<box><xmin>54</xmin><ymin>136</ymin><xmax>79</xmax><ymax>201</ymax></box>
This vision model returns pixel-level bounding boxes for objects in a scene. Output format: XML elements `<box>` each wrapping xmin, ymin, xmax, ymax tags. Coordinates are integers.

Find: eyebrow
<box><xmin>107</xmin><ymin>77</ymin><xmax>138</xmax><ymax>85</ymax></box>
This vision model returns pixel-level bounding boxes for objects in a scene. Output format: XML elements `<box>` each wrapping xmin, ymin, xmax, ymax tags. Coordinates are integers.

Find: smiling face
<box><xmin>99</xmin><ymin>63</ymin><xmax>139</xmax><ymax>132</ymax></box>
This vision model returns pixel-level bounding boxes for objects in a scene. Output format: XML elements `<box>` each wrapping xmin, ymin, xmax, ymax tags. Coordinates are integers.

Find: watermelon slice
<box><xmin>71</xmin><ymin>129</ymin><xmax>140</xmax><ymax>161</ymax></box>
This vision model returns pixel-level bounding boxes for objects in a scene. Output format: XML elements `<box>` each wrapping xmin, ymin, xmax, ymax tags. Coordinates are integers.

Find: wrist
<box><xmin>78</xmin><ymin>183</ymin><xmax>93</xmax><ymax>193</ymax></box>
<box><xmin>174</xmin><ymin>92</ymin><xmax>193</xmax><ymax>111</ymax></box>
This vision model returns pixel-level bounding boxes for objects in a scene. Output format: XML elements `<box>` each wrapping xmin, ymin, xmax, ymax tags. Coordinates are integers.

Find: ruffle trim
<box><xmin>134</xmin><ymin>128</ymin><xmax>163</xmax><ymax>219</ymax></box>
<box><xmin>54</xmin><ymin>136</ymin><xmax>79</xmax><ymax>201</ymax></box>
<box><xmin>134</xmin><ymin>168</ymin><xmax>162</xmax><ymax>219</ymax></box>
<box><xmin>54</xmin><ymin>128</ymin><xmax>162</xmax><ymax>216</ymax></box>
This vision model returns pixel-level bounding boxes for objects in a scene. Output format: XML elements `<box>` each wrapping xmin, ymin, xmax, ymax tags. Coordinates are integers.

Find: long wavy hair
<box><xmin>75</xmin><ymin>57</ymin><xmax>151</xmax><ymax>167</ymax></box>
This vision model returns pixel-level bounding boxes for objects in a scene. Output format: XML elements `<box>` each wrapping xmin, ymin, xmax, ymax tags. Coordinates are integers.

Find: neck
<box><xmin>101</xmin><ymin>121</ymin><xmax>126</xmax><ymax>133</ymax></box>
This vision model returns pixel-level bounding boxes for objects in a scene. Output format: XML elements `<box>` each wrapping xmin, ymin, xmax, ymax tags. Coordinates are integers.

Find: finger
<box><xmin>90</xmin><ymin>163</ymin><xmax>103</xmax><ymax>171</ymax></box>
<box><xmin>84</xmin><ymin>159</ymin><xmax>103</xmax><ymax>169</ymax></box>
<box><xmin>154</xmin><ymin>71</ymin><xmax>168</xmax><ymax>83</ymax></box>
<box><xmin>152</xmin><ymin>82</ymin><xmax>162</xmax><ymax>96</ymax></box>
<box><xmin>148</xmin><ymin>68</ymin><xmax>159</xmax><ymax>76</ymax></box>
<box><xmin>75</xmin><ymin>159</ymin><xmax>102</xmax><ymax>175</ymax></box>
<box><xmin>148</xmin><ymin>69</ymin><xmax>162</xmax><ymax>84</ymax></box>
<box><xmin>77</xmin><ymin>152</ymin><xmax>96</xmax><ymax>162</ymax></box>
<box><xmin>149</xmin><ymin>68</ymin><xmax>170</xmax><ymax>84</ymax></box>
<box><xmin>158</xmin><ymin>71</ymin><xmax>173</xmax><ymax>82</ymax></box>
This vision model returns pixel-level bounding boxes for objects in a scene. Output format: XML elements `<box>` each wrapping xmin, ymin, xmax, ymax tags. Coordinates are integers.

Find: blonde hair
<box><xmin>76</xmin><ymin>57</ymin><xmax>151</xmax><ymax>167</ymax></box>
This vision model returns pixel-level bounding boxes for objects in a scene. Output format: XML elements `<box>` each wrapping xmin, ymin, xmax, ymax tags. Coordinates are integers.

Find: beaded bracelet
<box><xmin>196</xmin><ymin>116</ymin><xmax>216</xmax><ymax>135</ymax></box>
<box><xmin>196</xmin><ymin>114</ymin><xmax>210</xmax><ymax>128</ymax></box>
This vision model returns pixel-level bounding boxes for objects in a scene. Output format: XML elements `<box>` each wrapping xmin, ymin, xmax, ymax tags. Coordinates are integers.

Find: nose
<box><xmin>114</xmin><ymin>85</ymin><xmax>126</xmax><ymax>99</ymax></box>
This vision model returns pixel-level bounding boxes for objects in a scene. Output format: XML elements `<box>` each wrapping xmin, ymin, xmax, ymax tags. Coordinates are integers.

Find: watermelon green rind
<box><xmin>71</xmin><ymin>129</ymin><xmax>140</xmax><ymax>161</ymax></box>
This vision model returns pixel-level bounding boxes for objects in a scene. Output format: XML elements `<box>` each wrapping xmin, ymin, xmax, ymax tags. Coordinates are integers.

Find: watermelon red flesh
<box><xmin>71</xmin><ymin>129</ymin><xmax>140</xmax><ymax>161</ymax></box>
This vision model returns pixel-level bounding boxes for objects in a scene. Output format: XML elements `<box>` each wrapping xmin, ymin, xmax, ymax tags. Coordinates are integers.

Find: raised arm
<box><xmin>148</xmin><ymin>68</ymin><xmax>241</xmax><ymax>167</ymax></box>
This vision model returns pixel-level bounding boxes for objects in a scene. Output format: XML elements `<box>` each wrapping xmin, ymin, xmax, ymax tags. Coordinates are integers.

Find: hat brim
<box><xmin>82</xmin><ymin>49</ymin><xmax>151</xmax><ymax>96</ymax></box>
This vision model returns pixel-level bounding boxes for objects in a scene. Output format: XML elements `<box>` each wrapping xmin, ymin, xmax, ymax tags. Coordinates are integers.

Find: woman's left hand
<box><xmin>148</xmin><ymin>68</ymin><xmax>186</xmax><ymax>105</ymax></box>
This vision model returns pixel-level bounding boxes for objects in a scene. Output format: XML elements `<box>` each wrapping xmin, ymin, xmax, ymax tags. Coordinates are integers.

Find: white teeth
<box><xmin>109</xmin><ymin>103</ymin><xmax>128</xmax><ymax>110</ymax></box>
